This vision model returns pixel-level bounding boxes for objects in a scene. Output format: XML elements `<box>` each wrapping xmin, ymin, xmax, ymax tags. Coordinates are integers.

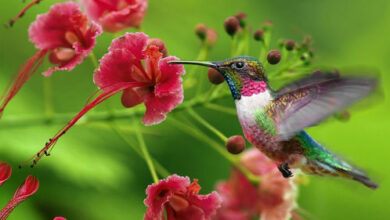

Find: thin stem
<box><xmin>89</xmin><ymin>53</ymin><xmax>98</xmax><ymax>69</ymax></box>
<box><xmin>0</xmin><ymin>90</ymin><xmax>231</xmax><ymax>129</ymax></box>
<box><xmin>111</xmin><ymin>123</ymin><xmax>170</xmax><ymax>178</ymax></box>
<box><xmin>43</xmin><ymin>75</ymin><xmax>54</xmax><ymax>120</ymax></box>
<box><xmin>204</xmin><ymin>103</ymin><xmax>236</xmax><ymax>115</ymax></box>
<box><xmin>133</xmin><ymin>120</ymin><xmax>159</xmax><ymax>183</ymax></box>
<box><xmin>231</xmin><ymin>35</ymin><xmax>237</xmax><ymax>57</ymax></box>
<box><xmin>236</xmin><ymin>28</ymin><xmax>250</xmax><ymax>55</ymax></box>
<box><xmin>187</xmin><ymin>107</ymin><xmax>228</xmax><ymax>142</ymax></box>
<box><xmin>169</xmin><ymin>118</ymin><xmax>260</xmax><ymax>184</ymax></box>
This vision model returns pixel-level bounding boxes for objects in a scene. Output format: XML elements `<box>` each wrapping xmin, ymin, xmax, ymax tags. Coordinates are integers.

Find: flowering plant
<box><xmin>0</xmin><ymin>1</ymin><xmax>381</xmax><ymax>219</ymax></box>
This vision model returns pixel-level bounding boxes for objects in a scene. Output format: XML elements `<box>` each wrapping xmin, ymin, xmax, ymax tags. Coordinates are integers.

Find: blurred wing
<box><xmin>267</xmin><ymin>73</ymin><xmax>377</xmax><ymax>140</ymax></box>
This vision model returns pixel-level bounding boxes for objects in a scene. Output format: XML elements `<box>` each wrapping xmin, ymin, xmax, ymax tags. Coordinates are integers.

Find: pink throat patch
<box><xmin>241</xmin><ymin>78</ymin><xmax>267</xmax><ymax>96</ymax></box>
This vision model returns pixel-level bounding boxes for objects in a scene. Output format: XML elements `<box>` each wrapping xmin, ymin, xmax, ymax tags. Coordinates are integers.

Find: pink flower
<box><xmin>94</xmin><ymin>32</ymin><xmax>184</xmax><ymax>125</ymax></box>
<box><xmin>213</xmin><ymin>149</ymin><xmax>298</xmax><ymax>220</ymax></box>
<box><xmin>144</xmin><ymin>174</ymin><xmax>221</xmax><ymax>220</ymax></box>
<box><xmin>0</xmin><ymin>162</ymin><xmax>12</xmax><ymax>187</ymax></box>
<box><xmin>54</xmin><ymin>217</ymin><xmax>67</xmax><ymax>220</ymax></box>
<box><xmin>81</xmin><ymin>0</ymin><xmax>148</xmax><ymax>33</ymax></box>
<box><xmin>30</xmin><ymin>32</ymin><xmax>184</xmax><ymax>166</ymax></box>
<box><xmin>0</xmin><ymin>1</ymin><xmax>102</xmax><ymax>116</ymax></box>
<box><xmin>0</xmin><ymin>175</ymin><xmax>39</xmax><ymax>219</ymax></box>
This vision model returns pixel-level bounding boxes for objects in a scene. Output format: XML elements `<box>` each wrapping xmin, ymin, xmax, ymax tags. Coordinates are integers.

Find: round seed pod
<box><xmin>285</xmin><ymin>40</ymin><xmax>295</xmax><ymax>51</ymax></box>
<box><xmin>207</xmin><ymin>68</ymin><xmax>224</xmax><ymax>85</ymax></box>
<box><xmin>267</xmin><ymin>50</ymin><xmax>281</xmax><ymax>65</ymax></box>
<box><xmin>254</xmin><ymin>29</ymin><xmax>265</xmax><ymax>41</ymax></box>
<box><xmin>224</xmin><ymin>16</ymin><xmax>240</xmax><ymax>36</ymax></box>
<box><xmin>226</xmin><ymin>135</ymin><xmax>246</xmax><ymax>154</ymax></box>
<box><xmin>195</xmin><ymin>23</ymin><xmax>208</xmax><ymax>40</ymax></box>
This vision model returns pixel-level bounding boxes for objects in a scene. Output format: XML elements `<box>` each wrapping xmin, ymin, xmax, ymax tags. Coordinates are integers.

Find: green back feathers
<box><xmin>254</xmin><ymin>109</ymin><xmax>277</xmax><ymax>135</ymax></box>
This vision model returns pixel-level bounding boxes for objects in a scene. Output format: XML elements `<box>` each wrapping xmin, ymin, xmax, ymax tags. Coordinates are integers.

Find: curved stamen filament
<box><xmin>8</xmin><ymin>0</ymin><xmax>42</xmax><ymax>27</ymax></box>
<box><xmin>20</xmin><ymin>82</ymin><xmax>148</xmax><ymax>167</ymax></box>
<box><xmin>0</xmin><ymin>50</ymin><xmax>47</xmax><ymax>117</ymax></box>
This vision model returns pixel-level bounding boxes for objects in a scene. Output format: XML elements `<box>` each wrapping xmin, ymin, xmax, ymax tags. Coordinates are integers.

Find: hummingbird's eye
<box><xmin>232</xmin><ymin>61</ymin><xmax>245</xmax><ymax>69</ymax></box>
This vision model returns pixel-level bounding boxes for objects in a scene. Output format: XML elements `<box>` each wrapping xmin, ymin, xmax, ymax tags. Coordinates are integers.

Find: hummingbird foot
<box><xmin>278</xmin><ymin>162</ymin><xmax>293</xmax><ymax>178</ymax></box>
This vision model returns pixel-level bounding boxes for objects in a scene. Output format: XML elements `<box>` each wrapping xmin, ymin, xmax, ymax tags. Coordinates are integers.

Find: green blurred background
<box><xmin>0</xmin><ymin>0</ymin><xmax>389</xmax><ymax>219</ymax></box>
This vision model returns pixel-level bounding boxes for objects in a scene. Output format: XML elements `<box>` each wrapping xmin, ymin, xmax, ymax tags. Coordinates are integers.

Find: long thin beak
<box><xmin>169</xmin><ymin>60</ymin><xmax>217</xmax><ymax>68</ymax></box>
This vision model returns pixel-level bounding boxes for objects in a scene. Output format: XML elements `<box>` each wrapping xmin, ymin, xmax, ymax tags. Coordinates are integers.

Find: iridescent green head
<box><xmin>170</xmin><ymin>56</ymin><xmax>267</xmax><ymax>99</ymax></box>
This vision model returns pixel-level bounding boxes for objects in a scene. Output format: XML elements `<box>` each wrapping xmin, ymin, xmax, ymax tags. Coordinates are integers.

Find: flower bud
<box><xmin>285</xmin><ymin>40</ymin><xmax>295</xmax><ymax>51</ymax></box>
<box><xmin>278</xmin><ymin>39</ymin><xmax>285</xmax><ymax>48</ymax></box>
<box><xmin>302</xmin><ymin>35</ymin><xmax>312</xmax><ymax>46</ymax></box>
<box><xmin>0</xmin><ymin>175</ymin><xmax>39</xmax><ymax>220</ymax></box>
<box><xmin>226</xmin><ymin>135</ymin><xmax>246</xmax><ymax>154</ymax></box>
<box><xmin>267</xmin><ymin>50</ymin><xmax>281</xmax><ymax>65</ymax></box>
<box><xmin>0</xmin><ymin>162</ymin><xmax>12</xmax><ymax>186</ymax></box>
<box><xmin>206</xmin><ymin>28</ymin><xmax>218</xmax><ymax>47</ymax></box>
<box><xmin>334</xmin><ymin>110</ymin><xmax>351</xmax><ymax>122</ymax></box>
<box><xmin>224</xmin><ymin>17</ymin><xmax>240</xmax><ymax>36</ymax></box>
<box><xmin>262</xmin><ymin>20</ymin><xmax>274</xmax><ymax>31</ymax></box>
<box><xmin>235</xmin><ymin>12</ymin><xmax>247</xmax><ymax>28</ymax></box>
<box><xmin>195</xmin><ymin>23</ymin><xmax>208</xmax><ymax>40</ymax></box>
<box><xmin>207</xmin><ymin>68</ymin><xmax>224</xmax><ymax>84</ymax></box>
<box><xmin>254</xmin><ymin>29</ymin><xmax>265</xmax><ymax>41</ymax></box>
<box><xmin>147</xmin><ymin>39</ymin><xmax>168</xmax><ymax>57</ymax></box>
<box><xmin>13</xmin><ymin>175</ymin><xmax>39</xmax><ymax>201</ymax></box>
<box><xmin>300</xmin><ymin>53</ymin><xmax>310</xmax><ymax>64</ymax></box>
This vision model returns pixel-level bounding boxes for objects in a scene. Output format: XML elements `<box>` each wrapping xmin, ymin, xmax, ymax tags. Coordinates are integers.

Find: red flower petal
<box><xmin>144</xmin><ymin>174</ymin><xmax>190</xmax><ymax>220</ymax></box>
<box><xmin>28</xmin><ymin>2</ymin><xmax>81</xmax><ymax>50</ymax></box>
<box><xmin>94</xmin><ymin>33</ymin><xmax>150</xmax><ymax>90</ymax></box>
<box><xmin>186</xmin><ymin>192</ymin><xmax>221</xmax><ymax>219</ymax></box>
<box><xmin>28</xmin><ymin>2</ymin><xmax>102</xmax><ymax>76</ymax></box>
<box><xmin>94</xmin><ymin>49</ymin><xmax>139</xmax><ymax>90</ymax></box>
<box><xmin>13</xmin><ymin>175</ymin><xmax>39</xmax><ymax>201</ymax></box>
<box><xmin>142</xmin><ymin>91</ymin><xmax>183</xmax><ymax>126</ymax></box>
<box><xmin>43</xmin><ymin>21</ymin><xmax>102</xmax><ymax>76</ymax></box>
<box><xmin>0</xmin><ymin>175</ymin><xmax>39</xmax><ymax>219</ymax></box>
<box><xmin>81</xmin><ymin>0</ymin><xmax>148</xmax><ymax>33</ymax></box>
<box><xmin>144</xmin><ymin>175</ymin><xmax>221</xmax><ymax>220</ymax></box>
<box><xmin>214</xmin><ymin>149</ymin><xmax>298</xmax><ymax>220</ymax></box>
<box><xmin>121</xmin><ymin>87</ymin><xmax>150</xmax><ymax>108</ymax></box>
<box><xmin>259</xmin><ymin>171</ymin><xmax>297</xmax><ymax>220</ymax></box>
<box><xmin>109</xmin><ymin>32</ymin><xmax>148</xmax><ymax>60</ymax></box>
<box><xmin>0</xmin><ymin>162</ymin><xmax>12</xmax><ymax>187</ymax></box>
<box><xmin>154</xmin><ymin>56</ymin><xmax>185</xmax><ymax>97</ymax></box>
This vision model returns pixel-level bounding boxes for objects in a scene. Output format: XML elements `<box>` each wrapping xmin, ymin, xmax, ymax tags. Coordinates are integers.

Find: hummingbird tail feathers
<box><xmin>333</xmin><ymin>166</ymin><xmax>378</xmax><ymax>189</ymax></box>
<box><xmin>303</xmin><ymin>158</ymin><xmax>378</xmax><ymax>189</ymax></box>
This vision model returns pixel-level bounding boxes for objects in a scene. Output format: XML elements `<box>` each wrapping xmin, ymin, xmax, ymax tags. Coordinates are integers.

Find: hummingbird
<box><xmin>170</xmin><ymin>56</ymin><xmax>378</xmax><ymax>189</ymax></box>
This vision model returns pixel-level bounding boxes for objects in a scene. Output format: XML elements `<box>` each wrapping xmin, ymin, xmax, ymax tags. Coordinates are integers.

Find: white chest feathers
<box><xmin>235</xmin><ymin>90</ymin><xmax>273</xmax><ymax>127</ymax></box>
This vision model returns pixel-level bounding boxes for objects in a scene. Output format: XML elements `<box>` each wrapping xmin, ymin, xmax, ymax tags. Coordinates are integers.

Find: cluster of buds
<box><xmin>223</xmin><ymin>12</ymin><xmax>248</xmax><ymax>37</ymax></box>
<box><xmin>195</xmin><ymin>23</ymin><xmax>218</xmax><ymax>47</ymax></box>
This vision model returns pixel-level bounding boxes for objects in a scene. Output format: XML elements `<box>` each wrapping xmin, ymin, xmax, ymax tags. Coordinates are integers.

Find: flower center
<box><xmin>49</xmin><ymin>47</ymin><xmax>76</xmax><ymax>64</ymax></box>
<box><xmin>65</xmin><ymin>31</ymin><xmax>81</xmax><ymax>45</ymax></box>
